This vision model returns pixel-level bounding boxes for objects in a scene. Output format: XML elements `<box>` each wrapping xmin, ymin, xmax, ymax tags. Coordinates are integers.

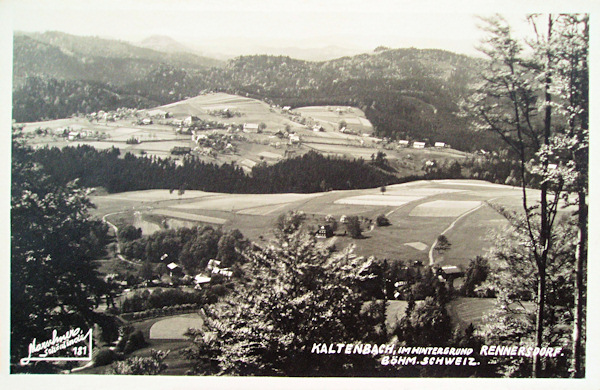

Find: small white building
<box><xmin>207</xmin><ymin>259</ymin><xmax>221</xmax><ymax>271</ymax></box>
<box><xmin>413</xmin><ymin>142</ymin><xmax>426</xmax><ymax>149</ymax></box>
<box><xmin>289</xmin><ymin>134</ymin><xmax>300</xmax><ymax>144</ymax></box>
<box><xmin>183</xmin><ymin>116</ymin><xmax>199</xmax><ymax>126</ymax></box>
<box><xmin>434</xmin><ymin>142</ymin><xmax>446</xmax><ymax>148</ymax></box>
<box><xmin>243</xmin><ymin>123</ymin><xmax>260</xmax><ymax>133</ymax></box>
<box><xmin>398</xmin><ymin>140</ymin><xmax>410</xmax><ymax>147</ymax></box>
<box><xmin>147</xmin><ymin>109</ymin><xmax>168</xmax><ymax>118</ymax></box>
<box><xmin>194</xmin><ymin>274</ymin><xmax>212</xmax><ymax>285</ymax></box>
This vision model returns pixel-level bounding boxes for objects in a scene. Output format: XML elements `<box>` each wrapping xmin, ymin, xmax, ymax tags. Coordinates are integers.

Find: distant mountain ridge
<box><xmin>13</xmin><ymin>31</ymin><xmax>223</xmax><ymax>86</ymax></box>
<box><xmin>13</xmin><ymin>31</ymin><xmax>498</xmax><ymax>151</ymax></box>
<box><xmin>136</xmin><ymin>35</ymin><xmax>193</xmax><ymax>54</ymax></box>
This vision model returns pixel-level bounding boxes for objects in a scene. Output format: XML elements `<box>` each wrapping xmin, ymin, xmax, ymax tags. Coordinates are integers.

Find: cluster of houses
<box><xmin>164</xmin><ymin>258</ymin><xmax>233</xmax><ymax>289</ymax></box>
<box><xmin>86</xmin><ymin>107</ymin><xmax>140</xmax><ymax>123</ymax></box>
<box><xmin>53</xmin><ymin>126</ymin><xmax>107</xmax><ymax>141</ymax></box>
<box><xmin>397</xmin><ymin>140</ymin><xmax>449</xmax><ymax>149</ymax></box>
<box><xmin>191</xmin><ymin>131</ymin><xmax>240</xmax><ymax>155</ymax></box>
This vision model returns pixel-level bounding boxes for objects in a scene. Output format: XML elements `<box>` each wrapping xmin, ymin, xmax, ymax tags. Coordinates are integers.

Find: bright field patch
<box><xmin>169</xmin><ymin>193</ymin><xmax>321</xmax><ymax>212</ymax></box>
<box><xmin>409</xmin><ymin>200</ymin><xmax>482</xmax><ymax>217</ymax></box>
<box><xmin>335</xmin><ymin>195</ymin><xmax>422</xmax><ymax>206</ymax></box>
<box><xmin>149</xmin><ymin>313</ymin><xmax>204</xmax><ymax>340</ymax></box>
<box><xmin>404</xmin><ymin>242</ymin><xmax>428</xmax><ymax>251</ymax></box>
<box><xmin>153</xmin><ymin>209</ymin><xmax>227</xmax><ymax>224</ymax></box>
<box><xmin>96</xmin><ymin>190</ymin><xmax>214</xmax><ymax>202</ymax></box>
<box><xmin>384</xmin><ymin>187</ymin><xmax>465</xmax><ymax>197</ymax></box>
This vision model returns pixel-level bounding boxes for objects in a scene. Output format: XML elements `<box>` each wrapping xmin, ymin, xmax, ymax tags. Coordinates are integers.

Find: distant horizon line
<box><xmin>14</xmin><ymin>29</ymin><xmax>485</xmax><ymax>60</ymax></box>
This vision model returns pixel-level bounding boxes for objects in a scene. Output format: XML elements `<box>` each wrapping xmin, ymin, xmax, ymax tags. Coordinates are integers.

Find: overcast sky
<box><xmin>5</xmin><ymin>0</ymin><xmax>595</xmax><ymax>58</ymax></box>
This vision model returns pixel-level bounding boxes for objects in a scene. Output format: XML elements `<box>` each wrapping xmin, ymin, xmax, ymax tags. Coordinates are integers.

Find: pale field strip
<box><xmin>152</xmin><ymin>209</ymin><xmax>227</xmax><ymax>225</ymax></box>
<box><xmin>335</xmin><ymin>194</ymin><xmax>422</xmax><ymax>207</ymax></box>
<box><xmin>240</xmin><ymin>158</ymin><xmax>257</xmax><ymax>168</ymax></box>
<box><xmin>404</xmin><ymin>242</ymin><xmax>429</xmax><ymax>251</ymax></box>
<box><xmin>384</xmin><ymin>188</ymin><xmax>465</xmax><ymax>196</ymax></box>
<box><xmin>237</xmin><ymin>203</ymin><xmax>291</xmax><ymax>216</ymax></box>
<box><xmin>149</xmin><ymin>313</ymin><xmax>204</xmax><ymax>340</ymax></box>
<box><xmin>434</xmin><ymin>180</ymin><xmax>517</xmax><ymax>189</ymax></box>
<box><xmin>95</xmin><ymin>190</ymin><xmax>216</xmax><ymax>202</ymax></box>
<box><xmin>304</xmin><ymin>143</ymin><xmax>379</xmax><ymax>159</ymax></box>
<box><xmin>169</xmin><ymin>193</ymin><xmax>321</xmax><ymax>212</ymax></box>
<box><xmin>409</xmin><ymin>200</ymin><xmax>482</xmax><ymax>218</ymax></box>
<box><xmin>334</xmin><ymin>186</ymin><xmax>464</xmax><ymax>207</ymax></box>
<box><xmin>257</xmin><ymin>151</ymin><xmax>283</xmax><ymax>159</ymax></box>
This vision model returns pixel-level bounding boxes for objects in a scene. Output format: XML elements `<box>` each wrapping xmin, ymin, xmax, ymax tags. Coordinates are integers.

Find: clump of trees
<box><xmin>183</xmin><ymin>223</ymin><xmax>385</xmax><ymax>376</ymax></box>
<box><xmin>120</xmin><ymin>226</ymin><xmax>248</xmax><ymax>273</ymax></box>
<box><xmin>345</xmin><ymin>216</ymin><xmax>363</xmax><ymax>238</ymax></box>
<box><xmin>30</xmin><ymin>146</ymin><xmax>400</xmax><ymax>194</ymax></box>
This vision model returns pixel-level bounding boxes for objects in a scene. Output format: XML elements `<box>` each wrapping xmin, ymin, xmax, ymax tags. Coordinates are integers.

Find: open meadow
<box><xmin>92</xmin><ymin>179</ymin><xmax>538</xmax><ymax>270</ymax></box>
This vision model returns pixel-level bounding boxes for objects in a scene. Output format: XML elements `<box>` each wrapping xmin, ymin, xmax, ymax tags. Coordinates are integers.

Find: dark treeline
<box><xmin>30</xmin><ymin>146</ymin><xmax>401</xmax><ymax>194</ymax></box>
<box><xmin>12</xmin><ymin>76</ymin><xmax>158</xmax><ymax>122</ymax></box>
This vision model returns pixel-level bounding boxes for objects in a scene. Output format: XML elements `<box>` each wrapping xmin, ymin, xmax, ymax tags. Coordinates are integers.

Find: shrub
<box><xmin>94</xmin><ymin>348</ymin><xmax>118</xmax><ymax>367</ymax></box>
<box><xmin>376</xmin><ymin>214</ymin><xmax>390</xmax><ymax>227</ymax></box>
<box><xmin>123</xmin><ymin>330</ymin><xmax>147</xmax><ymax>354</ymax></box>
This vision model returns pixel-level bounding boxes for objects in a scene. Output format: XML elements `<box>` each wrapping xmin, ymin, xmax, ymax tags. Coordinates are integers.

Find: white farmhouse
<box><xmin>243</xmin><ymin>123</ymin><xmax>260</xmax><ymax>133</ymax></box>
<box><xmin>413</xmin><ymin>142</ymin><xmax>426</xmax><ymax>149</ymax></box>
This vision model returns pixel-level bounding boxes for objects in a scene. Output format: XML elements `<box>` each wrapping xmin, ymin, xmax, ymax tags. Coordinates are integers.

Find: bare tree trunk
<box><xmin>533</xmin><ymin>267</ymin><xmax>546</xmax><ymax>377</ymax></box>
<box><xmin>533</xmin><ymin>15</ymin><xmax>553</xmax><ymax>378</ymax></box>
<box><xmin>572</xmin><ymin>193</ymin><xmax>586</xmax><ymax>377</ymax></box>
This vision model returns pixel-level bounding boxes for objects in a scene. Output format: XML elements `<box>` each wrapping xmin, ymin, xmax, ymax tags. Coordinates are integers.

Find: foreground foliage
<box><xmin>184</xmin><ymin>230</ymin><xmax>385</xmax><ymax>376</ymax></box>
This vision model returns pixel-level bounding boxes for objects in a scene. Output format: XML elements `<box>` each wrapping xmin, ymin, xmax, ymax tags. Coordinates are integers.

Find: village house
<box><xmin>183</xmin><ymin>115</ymin><xmax>200</xmax><ymax>126</ymax></box>
<box><xmin>243</xmin><ymin>123</ymin><xmax>260</xmax><ymax>133</ymax></box>
<box><xmin>194</xmin><ymin>274</ymin><xmax>211</xmax><ymax>288</ymax></box>
<box><xmin>413</xmin><ymin>141</ymin><xmax>426</xmax><ymax>149</ymax></box>
<box><xmin>398</xmin><ymin>140</ymin><xmax>410</xmax><ymax>147</ymax></box>
<box><xmin>434</xmin><ymin>142</ymin><xmax>446</xmax><ymax>148</ymax></box>
<box><xmin>315</xmin><ymin>225</ymin><xmax>334</xmax><ymax>239</ymax></box>
<box><xmin>167</xmin><ymin>262</ymin><xmax>184</xmax><ymax>277</ymax></box>
<box><xmin>212</xmin><ymin>267</ymin><xmax>233</xmax><ymax>278</ymax></box>
<box><xmin>147</xmin><ymin>109</ymin><xmax>170</xmax><ymax>118</ymax></box>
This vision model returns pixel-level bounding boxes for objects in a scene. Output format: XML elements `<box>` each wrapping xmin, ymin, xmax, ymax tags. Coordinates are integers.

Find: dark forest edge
<box><xmin>21</xmin><ymin>136</ymin><xmax>531</xmax><ymax>195</ymax></box>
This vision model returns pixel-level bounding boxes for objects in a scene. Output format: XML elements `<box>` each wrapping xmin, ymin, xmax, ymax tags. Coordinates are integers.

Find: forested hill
<box><xmin>13</xmin><ymin>31</ymin><xmax>222</xmax><ymax>87</ymax></box>
<box><xmin>13</xmin><ymin>33</ymin><xmax>497</xmax><ymax>151</ymax></box>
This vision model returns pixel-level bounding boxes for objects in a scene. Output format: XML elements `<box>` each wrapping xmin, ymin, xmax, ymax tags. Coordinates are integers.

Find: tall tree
<box><xmin>11</xmin><ymin>129</ymin><xmax>110</xmax><ymax>370</ymax></box>
<box><xmin>463</xmin><ymin>14</ymin><xmax>566</xmax><ymax>377</ymax></box>
<box><xmin>540</xmin><ymin>14</ymin><xmax>589</xmax><ymax>377</ymax></box>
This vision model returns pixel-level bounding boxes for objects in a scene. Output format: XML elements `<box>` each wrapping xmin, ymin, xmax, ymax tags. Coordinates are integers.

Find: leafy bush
<box><xmin>108</xmin><ymin>349</ymin><xmax>169</xmax><ymax>375</ymax></box>
<box><xmin>94</xmin><ymin>348</ymin><xmax>119</xmax><ymax>367</ymax></box>
<box><xmin>123</xmin><ymin>330</ymin><xmax>146</xmax><ymax>354</ymax></box>
<box><xmin>376</xmin><ymin>214</ymin><xmax>390</xmax><ymax>227</ymax></box>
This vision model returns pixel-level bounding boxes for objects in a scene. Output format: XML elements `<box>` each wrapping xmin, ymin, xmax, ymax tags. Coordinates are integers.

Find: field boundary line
<box><xmin>428</xmin><ymin>199</ymin><xmax>497</xmax><ymax>266</ymax></box>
